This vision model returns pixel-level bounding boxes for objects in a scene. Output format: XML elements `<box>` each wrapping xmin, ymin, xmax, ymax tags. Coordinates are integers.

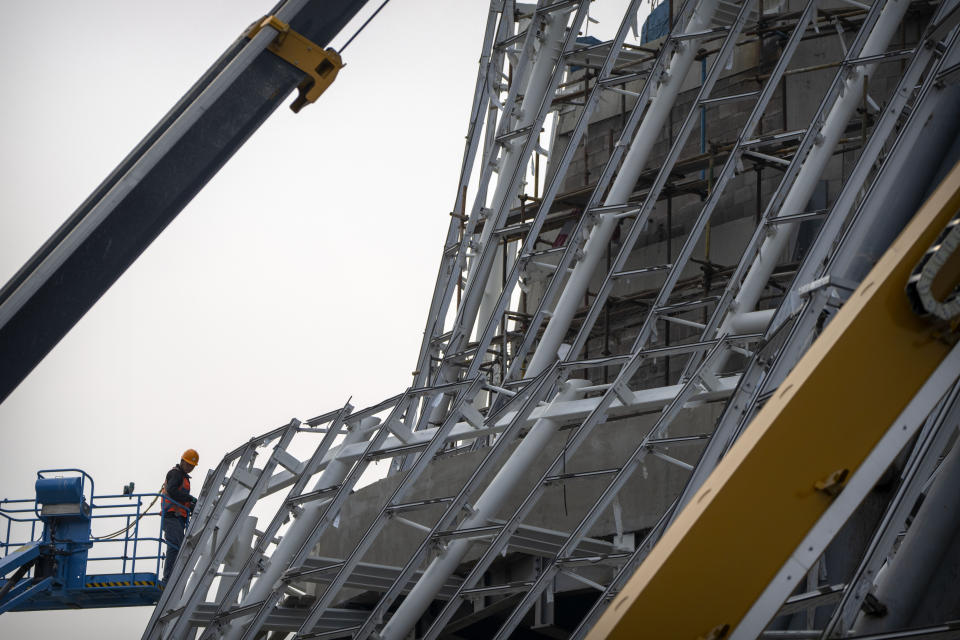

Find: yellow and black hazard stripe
<box><xmin>85</xmin><ymin>580</ymin><xmax>157</xmax><ymax>588</ymax></box>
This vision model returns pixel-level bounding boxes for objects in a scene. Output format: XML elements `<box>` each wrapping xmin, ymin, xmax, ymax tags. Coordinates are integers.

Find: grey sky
<box><xmin>0</xmin><ymin>1</ymin><xmax>639</xmax><ymax>636</ymax></box>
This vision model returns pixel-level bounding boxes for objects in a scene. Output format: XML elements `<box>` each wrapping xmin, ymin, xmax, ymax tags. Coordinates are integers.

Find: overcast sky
<box><xmin>0</xmin><ymin>2</ymin><xmax>639</xmax><ymax>637</ymax></box>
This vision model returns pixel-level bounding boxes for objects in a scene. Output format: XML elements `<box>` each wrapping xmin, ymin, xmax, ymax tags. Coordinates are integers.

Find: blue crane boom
<box><xmin>0</xmin><ymin>0</ymin><xmax>369</xmax><ymax>404</ymax></box>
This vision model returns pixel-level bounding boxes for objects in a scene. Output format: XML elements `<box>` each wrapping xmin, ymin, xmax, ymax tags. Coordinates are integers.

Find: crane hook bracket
<box><xmin>245</xmin><ymin>15</ymin><xmax>343</xmax><ymax>113</ymax></box>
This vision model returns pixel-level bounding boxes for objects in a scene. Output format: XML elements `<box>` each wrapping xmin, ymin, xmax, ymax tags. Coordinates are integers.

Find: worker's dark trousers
<box><xmin>162</xmin><ymin>514</ymin><xmax>187</xmax><ymax>583</ymax></box>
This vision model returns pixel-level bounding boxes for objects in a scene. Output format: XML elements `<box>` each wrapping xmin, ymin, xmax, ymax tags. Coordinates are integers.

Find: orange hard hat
<box><xmin>181</xmin><ymin>449</ymin><xmax>200</xmax><ymax>466</ymax></box>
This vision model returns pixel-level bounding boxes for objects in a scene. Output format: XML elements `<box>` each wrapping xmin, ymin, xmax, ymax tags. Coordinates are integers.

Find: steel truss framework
<box><xmin>143</xmin><ymin>0</ymin><xmax>960</xmax><ymax>638</ymax></box>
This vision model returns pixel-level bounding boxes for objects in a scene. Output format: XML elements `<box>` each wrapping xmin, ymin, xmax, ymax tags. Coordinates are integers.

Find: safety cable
<box><xmin>90</xmin><ymin>485</ymin><xmax>164</xmax><ymax>541</ymax></box>
<box><xmin>338</xmin><ymin>0</ymin><xmax>392</xmax><ymax>53</ymax></box>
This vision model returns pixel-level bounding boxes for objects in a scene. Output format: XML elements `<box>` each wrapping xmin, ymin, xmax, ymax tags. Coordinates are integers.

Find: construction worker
<box><xmin>161</xmin><ymin>449</ymin><xmax>199</xmax><ymax>583</ymax></box>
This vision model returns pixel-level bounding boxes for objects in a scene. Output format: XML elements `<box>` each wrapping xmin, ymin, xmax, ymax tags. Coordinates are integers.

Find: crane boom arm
<box><xmin>0</xmin><ymin>0</ymin><xmax>368</xmax><ymax>404</ymax></box>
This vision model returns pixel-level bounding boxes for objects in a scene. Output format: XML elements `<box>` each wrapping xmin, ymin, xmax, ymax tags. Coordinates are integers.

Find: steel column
<box><xmin>525</xmin><ymin>0</ymin><xmax>721</xmax><ymax>377</ymax></box>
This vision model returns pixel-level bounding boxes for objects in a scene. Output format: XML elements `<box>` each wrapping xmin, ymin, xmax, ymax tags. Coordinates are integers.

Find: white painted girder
<box><xmin>223</xmin><ymin>374</ymin><xmax>740</xmax><ymax>511</ymax></box>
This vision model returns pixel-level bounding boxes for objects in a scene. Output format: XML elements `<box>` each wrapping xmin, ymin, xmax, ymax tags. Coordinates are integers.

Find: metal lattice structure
<box><xmin>143</xmin><ymin>0</ymin><xmax>960</xmax><ymax>637</ymax></box>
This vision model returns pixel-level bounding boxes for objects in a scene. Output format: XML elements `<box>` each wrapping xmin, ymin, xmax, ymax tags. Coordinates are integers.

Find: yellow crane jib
<box><xmin>244</xmin><ymin>15</ymin><xmax>344</xmax><ymax>113</ymax></box>
<box><xmin>585</xmin><ymin>159</ymin><xmax>960</xmax><ymax>639</ymax></box>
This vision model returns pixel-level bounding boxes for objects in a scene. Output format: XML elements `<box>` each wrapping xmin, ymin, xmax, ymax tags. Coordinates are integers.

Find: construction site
<box><xmin>2</xmin><ymin>0</ymin><xmax>960</xmax><ymax>638</ymax></box>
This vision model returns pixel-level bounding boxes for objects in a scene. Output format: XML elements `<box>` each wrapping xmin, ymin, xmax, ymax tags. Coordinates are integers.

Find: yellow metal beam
<box><xmin>587</xmin><ymin>159</ymin><xmax>960</xmax><ymax>639</ymax></box>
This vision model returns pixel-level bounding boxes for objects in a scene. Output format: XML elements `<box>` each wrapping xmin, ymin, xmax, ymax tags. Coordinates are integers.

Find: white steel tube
<box><xmin>221</xmin><ymin>417</ymin><xmax>379</xmax><ymax>639</ymax></box>
<box><xmin>727</xmin><ymin>308</ymin><xmax>775</xmax><ymax>334</ymax></box>
<box><xmin>852</xmin><ymin>436</ymin><xmax>960</xmax><ymax>632</ymax></box>
<box><xmin>716</xmin><ymin>0</ymin><xmax>910</xmax><ymax>337</ymax></box>
<box><xmin>477</xmin><ymin>239</ymin><xmax>518</xmax><ymax>344</ymax></box>
<box><xmin>466</xmin><ymin>10</ymin><xmax>568</xmax><ymax>340</ymax></box>
<box><xmin>379</xmin><ymin>380</ymin><xmax>590</xmax><ymax>640</ymax></box>
<box><xmin>425</xmin><ymin>11</ymin><xmax>570</xmax><ymax>426</ymax></box>
<box><xmin>214</xmin><ymin>515</ymin><xmax>257</xmax><ymax>601</ymax></box>
<box><xmin>526</xmin><ymin>0</ymin><xmax>720</xmax><ymax>377</ymax></box>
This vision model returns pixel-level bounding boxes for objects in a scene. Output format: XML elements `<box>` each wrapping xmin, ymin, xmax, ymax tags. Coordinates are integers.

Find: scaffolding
<box><xmin>142</xmin><ymin>0</ymin><xmax>960</xmax><ymax>637</ymax></box>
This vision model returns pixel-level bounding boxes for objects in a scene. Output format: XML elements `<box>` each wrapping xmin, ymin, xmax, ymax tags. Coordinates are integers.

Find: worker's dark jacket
<box><xmin>162</xmin><ymin>464</ymin><xmax>192</xmax><ymax>519</ymax></box>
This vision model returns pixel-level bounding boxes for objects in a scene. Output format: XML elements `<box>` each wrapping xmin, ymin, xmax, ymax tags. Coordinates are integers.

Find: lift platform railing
<box><xmin>0</xmin><ymin>469</ymin><xmax>192</xmax><ymax>611</ymax></box>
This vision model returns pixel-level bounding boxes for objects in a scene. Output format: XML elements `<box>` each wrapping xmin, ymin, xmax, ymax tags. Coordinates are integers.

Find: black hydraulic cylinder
<box><xmin>0</xmin><ymin>0</ymin><xmax>369</xmax><ymax>404</ymax></box>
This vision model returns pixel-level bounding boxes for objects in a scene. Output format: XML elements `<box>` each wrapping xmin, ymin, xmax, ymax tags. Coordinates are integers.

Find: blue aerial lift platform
<box><xmin>0</xmin><ymin>470</ymin><xmax>186</xmax><ymax>613</ymax></box>
<box><xmin>0</xmin><ymin>0</ymin><xmax>374</xmax><ymax>621</ymax></box>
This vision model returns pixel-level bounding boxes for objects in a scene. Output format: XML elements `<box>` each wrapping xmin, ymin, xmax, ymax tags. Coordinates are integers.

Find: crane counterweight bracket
<box><xmin>245</xmin><ymin>15</ymin><xmax>344</xmax><ymax>113</ymax></box>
